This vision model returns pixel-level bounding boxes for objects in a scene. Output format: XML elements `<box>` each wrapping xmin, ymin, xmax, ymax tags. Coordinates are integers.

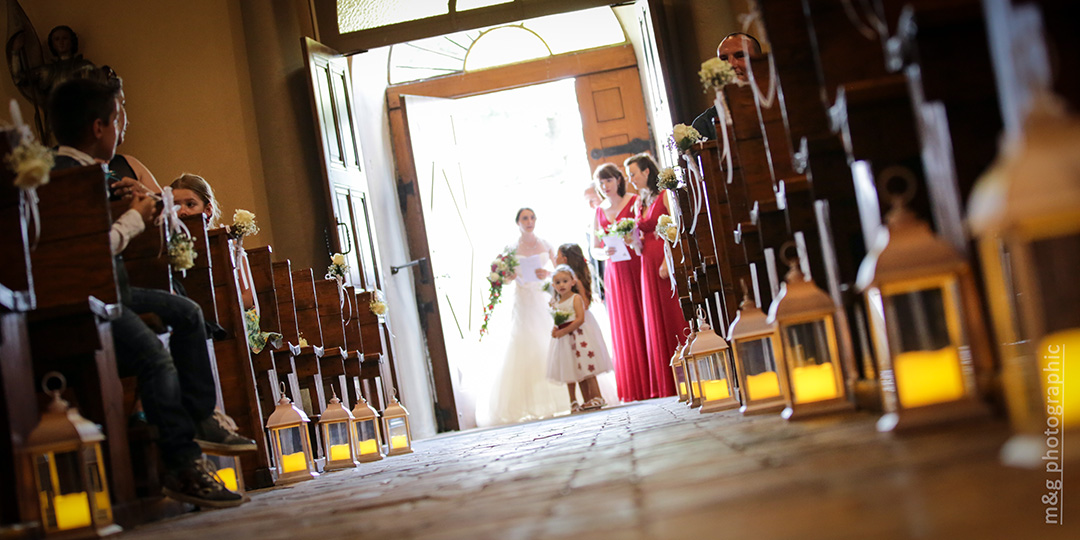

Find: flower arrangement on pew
<box><xmin>228</xmin><ymin>209</ymin><xmax>259</xmax><ymax>241</ymax></box>
<box><xmin>699</xmin><ymin>57</ymin><xmax>736</xmax><ymax>92</ymax></box>
<box><xmin>369</xmin><ymin>290</ymin><xmax>388</xmax><ymax>318</ymax></box>
<box><xmin>655</xmin><ymin>214</ymin><xmax>679</xmax><ymax>245</ymax></box>
<box><xmin>480</xmin><ymin>248</ymin><xmax>519</xmax><ymax>339</ymax></box>
<box><xmin>657</xmin><ymin>166</ymin><xmax>681</xmax><ymax>191</ymax></box>
<box><xmin>668</xmin><ymin>124</ymin><xmax>702</xmax><ymax>154</ymax></box>
<box><xmin>168</xmin><ymin>232</ymin><xmax>197</xmax><ymax>271</ymax></box>
<box><xmin>327</xmin><ymin>253</ymin><xmax>348</xmax><ymax>281</ymax></box>
<box><xmin>7</xmin><ymin>136</ymin><xmax>52</xmax><ymax>189</ymax></box>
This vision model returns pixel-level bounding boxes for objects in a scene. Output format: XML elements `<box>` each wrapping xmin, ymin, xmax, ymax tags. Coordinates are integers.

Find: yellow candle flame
<box><xmin>678</xmin><ymin>382</ymin><xmax>688</xmax><ymax>398</ymax></box>
<box><xmin>1040</xmin><ymin>328</ymin><xmax>1078</xmax><ymax>428</ymax></box>
<box><xmin>358</xmin><ymin>439</ymin><xmax>379</xmax><ymax>455</ymax></box>
<box><xmin>329</xmin><ymin>443</ymin><xmax>351</xmax><ymax>462</ymax></box>
<box><xmin>893</xmin><ymin>347</ymin><xmax>965</xmax><ymax>409</ymax></box>
<box><xmin>54</xmin><ymin>492</ymin><xmax>91</xmax><ymax>530</ymax></box>
<box><xmin>702</xmin><ymin>379</ymin><xmax>729</xmax><ymax>401</ymax></box>
<box><xmin>391</xmin><ymin>435</ymin><xmax>409</xmax><ymax>449</ymax></box>
<box><xmin>746</xmin><ymin>371</ymin><xmax>781</xmax><ymax>400</ymax></box>
<box><xmin>281</xmin><ymin>451</ymin><xmax>307</xmax><ymax>474</ymax></box>
<box><xmin>791</xmin><ymin>363</ymin><xmax>838</xmax><ymax>403</ymax></box>
<box><xmin>215</xmin><ymin>467</ymin><xmax>238</xmax><ymax>492</ymax></box>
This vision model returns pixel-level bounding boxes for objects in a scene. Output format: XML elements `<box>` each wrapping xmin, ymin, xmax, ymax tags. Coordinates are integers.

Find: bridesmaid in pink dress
<box><xmin>592</xmin><ymin>164</ymin><xmax>649</xmax><ymax>402</ymax></box>
<box><xmin>626</xmin><ymin>153</ymin><xmax>686</xmax><ymax>398</ymax></box>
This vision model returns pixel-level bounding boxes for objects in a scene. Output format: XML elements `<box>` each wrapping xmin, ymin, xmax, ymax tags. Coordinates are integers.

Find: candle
<box><xmin>215</xmin><ymin>467</ymin><xmax>239</xmax><ymax>492</ymax></box>
<box><xmin>280</xmin><ymin>451</ymin><xmax>307</xmax><ymax>474</ymax></box>
<box><xmin>358</xmin><ymin>439</ymin><xmax>379</xmax><ymax>455</ymax></box>
<box><xmin>702</xmin><ymin>379</ymin><xmax>729</xmax><ymax>401</ymax></box>
<box><xmin>679</xmin><ymin>382</ymin><xmax>687</xmax><ymax>397</ymax></box>
<box><xmin>746</xmin><ymin>371</ymin><xmax>781</xmax><ymax>400</ymax></box>
<box><xmin>53</xmin><ymin>492</ymin><xmax>91</xmax><ymax>530</ymax></box>
<box><xmin>1040</xmin><ymin>328</ymin><xmax>1079</xmax><ymax>427</ymax></box>
<box><xmin>390</xmin><ymin>435</ymin><xmax>409</xmax><ymax>449</ymax></box>
<box><xmin>329</xmin><ymin>443</ymin><xmax>351</xmax><ymax>462</ymax></box>
<box><xmin>790</xmin><ymin>363</ymin><xmax>838</xmax><ymax>403</ymax></box>
<box><xmin>893</xmin><ymin>347</ymin><xmax>965</xmax><ymax>408</ymax></box>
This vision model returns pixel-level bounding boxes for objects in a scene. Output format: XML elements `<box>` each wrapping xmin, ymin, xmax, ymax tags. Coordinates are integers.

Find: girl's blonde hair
<box><xmin>170</xmin><ymin>173</ymin><xmax>221</xmax><ymax>227</ymax></box>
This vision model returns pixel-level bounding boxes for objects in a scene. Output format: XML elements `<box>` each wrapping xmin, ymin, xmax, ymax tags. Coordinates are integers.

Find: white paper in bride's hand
<box><xmin>603</xmin><ymin>236</ymin><xmax>631</xmax><ymax>262</ymax></box>
<box><xmin>517</xmin><ymin>254</ymin><xmax>545</xmax><ymax>283</ymax></box>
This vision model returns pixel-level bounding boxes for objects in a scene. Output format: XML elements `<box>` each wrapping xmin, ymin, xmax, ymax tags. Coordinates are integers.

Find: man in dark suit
<box><xmin>692</xmin><ymin>32</ymin><xmax>762</xmax><ymax>141</ymax></box>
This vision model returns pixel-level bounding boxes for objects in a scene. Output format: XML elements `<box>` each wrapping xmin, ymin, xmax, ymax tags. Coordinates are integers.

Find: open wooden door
<box><xmin>575</xmin><ymin>67</ymin><xmax>654</xmax><ymax>174</ymax></box>
<box><xmin>302</xmin><ymin>37</ymin><xmax>401</xmax><ymax>406</ymax></box>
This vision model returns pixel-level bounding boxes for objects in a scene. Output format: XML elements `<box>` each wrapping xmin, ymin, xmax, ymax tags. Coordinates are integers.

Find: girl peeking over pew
<box><xmin>169</xmin><ymin>174</ymin><xmax>281</xmax><ymax>353</ymax></box>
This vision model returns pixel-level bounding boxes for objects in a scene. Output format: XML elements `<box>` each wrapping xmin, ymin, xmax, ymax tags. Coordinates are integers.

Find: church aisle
<box><xmin>123</xmin><ymin>400</ymin><xmax>1076</xmax><ymax>539</ymax></box>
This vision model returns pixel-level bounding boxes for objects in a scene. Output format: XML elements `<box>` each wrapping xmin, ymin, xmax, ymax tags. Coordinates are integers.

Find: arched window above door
<box><xmin>387</xmin><ymin>7</ymin><xmax>626</xmax><ymax>85</ymax></box>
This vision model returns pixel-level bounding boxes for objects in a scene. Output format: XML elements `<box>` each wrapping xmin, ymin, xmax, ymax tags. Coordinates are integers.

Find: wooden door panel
<box><xmin>576</xmin><ymin>67</ymin><xmax>652</xmax><ymax>173</ymax></box>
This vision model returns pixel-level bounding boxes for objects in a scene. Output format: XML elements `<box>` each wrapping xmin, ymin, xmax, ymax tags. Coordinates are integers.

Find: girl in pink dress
<box><xmin>592</xmin><ymin>164</ymin><xmax>650</xmax><ymax>402</ymax></box>
<box><xmin>626</xmin><ymin>153</ymin><xmax>686</xmax><ymax>398</ymax></box>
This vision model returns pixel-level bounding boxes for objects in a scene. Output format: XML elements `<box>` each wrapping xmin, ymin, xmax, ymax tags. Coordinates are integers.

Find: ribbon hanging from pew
<box><xmin>9</xmin><ymin>100</ymin><xmax>45</xmax><ymax>250</ymax></box>
<box><xmin>325</xmin><ymin>273</ymin><xmax>354</xmax><ymax>327</ymax></box>
<box><xmin>682</xmin><ymin>151</ymin><xmax>704</xmax><ymax>236</ymax></box>
<box><xmin>738</xmin><ymin>5</ymin><xmax>778</xmax><ymax>109</ymax></box>
<box><xmin>159</xmin><ymin>186</ymin><xmax>193</xmax><ymax>276</ymax></box>
<box><xmin>713</xmin><ymin>90</ymin><xmax>734</xmax><ymax>187</ymax></box>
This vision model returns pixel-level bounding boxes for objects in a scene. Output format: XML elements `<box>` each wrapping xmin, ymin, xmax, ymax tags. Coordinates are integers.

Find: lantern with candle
<box><xmin>768</xmin><ymin>250</ymin><xmax>854</xmax><ymax>420</ymax></box>
<box><xmin>381</xmin><ymin>393</ymin><xmax>413</xmax><ymax>456</ymax></box>
<box><xmin>319</xmin><ymin>391</ymin><xmax>357</xmax><ymax>471</ymax></box>
<box><xmin>857</xmin><ymin>179</ymin><xmax>989</xmax><ymax>432</ymax></box>
<box><xmin>25</xmin><ymin>373</ymin><xmax>122</xmax><ymax>538</ymax></box>
<box><xmin>350</xmin><ymin>395</ymin><xmax>384</xmax><ymax>462</ymax></box>
<box><xmin>728</xmin><ymin>288</ymin><xmax>785</xmax><ymax>415</ymax></box>
<box><xmin>265</xmin><ymin>384</ymin><xmax>317</xmax><ymax>483</ymax></box>
<box><xmin>671</xmin><ymin>340</ymin><xmax>689</xmax><ymax>403</ymax></box>
<box><xmin>203</xmin><ymin>454</ymin><xmax>244</xmax><ymax>494</ymax></box>
<box><xmin>968</xmin><ymin>96</ymin><xmax>1080</xmax><ymax>465</ymax></box>
<box><xmin>687</xmin><ymin>308</ymin><xmax>739</xmax><ymax>413</ymax></box>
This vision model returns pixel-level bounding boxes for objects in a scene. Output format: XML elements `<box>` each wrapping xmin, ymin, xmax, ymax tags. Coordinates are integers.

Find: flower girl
<box><xmin>547</xmin><ymin>264</ymin><xmax>612</xmax><ymax>411</ymax></box>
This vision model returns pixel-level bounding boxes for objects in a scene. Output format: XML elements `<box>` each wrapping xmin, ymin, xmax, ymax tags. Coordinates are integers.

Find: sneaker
<box><xmin>194</xmin><ymin>410</ymin><xmax>257</xmax><ymax>454</ymax></box>
<box><xmin>162</xmin><ymin>459</ymin><xmax>247</xmax><ymax>508</ymax></box>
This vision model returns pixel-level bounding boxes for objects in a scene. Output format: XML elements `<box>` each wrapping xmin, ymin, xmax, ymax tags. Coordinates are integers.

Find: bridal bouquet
<box><xmin>551</xmin><ymin>309</ymin><xmax>574</xmax><ymax>329</ymax></box>
<box><xmin>668</xmin><ymin>124</ymin><xmax>702</xmax><ymax>153</ymax></box>
<box><xmin>699</xmin><ymin>57</ymin><xmax>737</xmax><ymax>92</ymax></box>
<box><xmin>655</xmin><ymin>214</ymin><xmax>679</xmax><ymax>244</ymax></box>
<box><xmin>480</xmin><ymin>247</ymin><xmax>519</xmax><ymax>339</ymax></box>
<box><xmin>657</xmin><ymin>166</ymin><xmax>680</xmax><ymax>191</ymax></box>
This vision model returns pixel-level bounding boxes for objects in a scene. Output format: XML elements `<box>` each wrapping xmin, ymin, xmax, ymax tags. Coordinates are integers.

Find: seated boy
<box><xmin>48</xmin><ymin>78</ymin><xmax>253</xmax><ymax>508</ymax></box>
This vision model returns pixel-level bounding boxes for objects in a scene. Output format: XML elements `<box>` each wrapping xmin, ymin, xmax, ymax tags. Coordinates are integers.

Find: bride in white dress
<box><xmin>474</xmin><ymin>208</ymin><xmax>570</xmax><ymax>427</ymax></box>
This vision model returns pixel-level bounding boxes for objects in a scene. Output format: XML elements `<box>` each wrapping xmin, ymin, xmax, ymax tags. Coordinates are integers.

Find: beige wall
<box><xmin>1</xmin><ymin>0</ymin><xmax>277</xmax><ymax>249</ymax></box>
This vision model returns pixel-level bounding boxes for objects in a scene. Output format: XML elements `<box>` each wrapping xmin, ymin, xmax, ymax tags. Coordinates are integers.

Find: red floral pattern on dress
<box><xmin>588</xmin><ymin>351</ymin><xmax>595</xmax><ymax>358</ymax></box>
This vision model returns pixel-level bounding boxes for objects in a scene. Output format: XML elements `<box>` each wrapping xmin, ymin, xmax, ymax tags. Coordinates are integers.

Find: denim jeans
<box><xmin>112</xmin><ymin>287</ymin><xmax>216</xmax><ymax>469</ymax></box>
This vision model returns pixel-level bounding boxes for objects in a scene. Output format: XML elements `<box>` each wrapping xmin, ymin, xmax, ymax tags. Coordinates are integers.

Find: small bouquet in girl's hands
<box><xmin>655</xmin><ymin>214</ymin><xmax>679</xmax><ymax>244</ymax></box>
<box><xmin>327</xmin><ymin>253</ymin><xmax>348</xmax><ymax>280</ymax></box>
<box><xmin>657</xmin><ymin>166</ymin><xmax>680</xmax><ymax>191</ymax></box>
<box><xmin>551</xmin><ymin>309</ymin><xmax>574</xmax><ymax>329</ymax></box>
<box><xmin>699</xmin><ymin>57</ymin><xmax>737</xmax><ymax>92</ymax></box>
<box><xmin>668</xmin><ymin>124</ymin><xmax>702</xmax><ymax>153</ymax></box>
<box><xmin>480</xmin><ymin>247</ymin><xmax>519</xmax><ymax>339</ymax></box>
<box><xmin>228</xmin><ymin>209</ymin><xmax>259</xmax><ymax>240</ymax></box>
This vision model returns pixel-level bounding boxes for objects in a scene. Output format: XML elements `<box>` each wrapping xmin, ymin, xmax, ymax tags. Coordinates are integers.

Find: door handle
<box><xmin>391</xmin><ymin>257</ymin><xmax>427</xmax><ymax>275</ymax></box>
<box><xmin>336</xmin><ymin>221</ymin><xmax>353</xmax><ymax>254</ymax></box>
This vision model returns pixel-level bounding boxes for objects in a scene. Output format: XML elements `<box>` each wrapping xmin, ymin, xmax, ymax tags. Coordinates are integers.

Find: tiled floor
<box><xmin>123</xmin><ymin>399</ymin><xmax>1077</xmax><ymax>539</ymax></box>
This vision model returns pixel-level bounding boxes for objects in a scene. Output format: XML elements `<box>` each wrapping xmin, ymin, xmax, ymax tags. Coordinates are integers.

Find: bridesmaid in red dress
<box><xmin>592</xmin><ymin>164</ymin><xmax>649</xmax><ymax>402</ymax></box>
<box><xmin>626</xmin><ymin>153</ymin><xmax>686</xmax><ymax>398</ymax></box>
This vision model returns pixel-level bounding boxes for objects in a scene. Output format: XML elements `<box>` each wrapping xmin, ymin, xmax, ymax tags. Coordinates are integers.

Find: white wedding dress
<box><xmin>474</xmin><ymin>251</ymin><xmax>570</xmax><ymax>427</ymax></box>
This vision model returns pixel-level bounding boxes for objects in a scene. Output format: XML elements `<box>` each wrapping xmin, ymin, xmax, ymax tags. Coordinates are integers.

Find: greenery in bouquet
<box><xmin>667</xmin><ymin>124</ymin><xmax>702</xmax><ymax>153</ymax></box>
<box><xmin>657</xmin><ymin>166</ymin><xmax>681</xmax><ymax>191</ymax></box>
<box><xmin>228</xmin><ymin>209</ymin><xmax>259</xmax><ymax>239</ymax></box>
<box><xmin>552</xmin><ymin>309</ymin><xmax>574</xmax><ymax>327</ymax></box>
<box><xmin>480</xmin><ymin>247</ymin><xmax>519</xmax><ymax>339</ymax></box>
<box><xmin>699</xmin><ymin>57</ymin><xmax>736</xmax><ymax>92</ymax></box>
<box><xmin>607</xmin><ymin>217</ymin><xmax>638</xmax><ymax>243</ymax></box>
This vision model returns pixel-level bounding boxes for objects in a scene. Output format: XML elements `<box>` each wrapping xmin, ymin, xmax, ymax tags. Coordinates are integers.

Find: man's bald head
<box><xmin>717</xmin><ymin>32</ymin><xmax>761</xmax><ymax>82</ymax></box>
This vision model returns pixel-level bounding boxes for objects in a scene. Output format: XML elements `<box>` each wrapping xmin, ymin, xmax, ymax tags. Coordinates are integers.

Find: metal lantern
<box><xmin>265</xmin><ymin>384</ymin><xmax>317</xmax><ymax>483</ymax></box>
<box><xmin>381</xmin><ymin>393</ymin><xmax>413</xmax><ymax>456</ymax></box>
<box><xmin>350</xmin><ymin>395</ymin><xmax>384</xmax><ymax>463</ymax></box>
<box><xmin>682</xmin><ymin>319</ymin><xmax>702</xmax><ymax>408</ymax></box>
<box><xmin>968</xmin><ymin>96</ymin><xmax>1080</xmax><ymax>465</ymax></box>
<box><xmin>203</xmin><ymin>454</ymin><xmax>244</xmax><ymax>494</ymax></box>
<box><xmin>768</xmin><ymin>262</ymin><xmax>854</xmax><ymax>420</ymax></box>
<box><xmin>25</xmin><ymin>373</ymin><xmax>121</xmax><ymax>538</ymax></box>
<box><xmin>687</xmin><ymin>309</ymin><xmax>739</xmax><ymax>413</ymax></box>
<box><xmin>728</xmin><ymin>292</ymin><xmax>785</xmax><ymax>415</ymax></box>
<box><xmin>671</xmin><ymin>342</ymin><xmax>689</xmax><ymax>403</ymax></box>
<box><xmin>857</xmin><ymin>199</ymin><xmax>989</xmax><ymax>432</ymax></box>
<box><xmin>319</xmin><ymin>391</ymin><xmax>357</xmax><ymax>471</ymax></box>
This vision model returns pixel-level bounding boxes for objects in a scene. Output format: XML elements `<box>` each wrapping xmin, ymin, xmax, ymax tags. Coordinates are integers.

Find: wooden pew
<box><xmin>205</xmin><ymin>229</ymin><xmax>273</xmax><ymax>488</ymax></box>
<box><xmin>288</xmin><ymin>269</ymin><xmax>328</xmax><ymax>419</ymax></box>
<box><xmin>245</xmin><ymin>246</ymin><xmax>290</xmax><ymax>430</ymax></box>
<box><xmin>270</xmin><ymin>261</ymin><xmax>303</xmax><ymax>409</ymax></box>
<box><xmin>312</xmin><ymin>278</ymin><xmax>351</xmax><ymax>408</ymax></box>
<box><xmin>343</xmin><ymin>285</ymin><xmax>386</xmax><ymax>408</ymax></box>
